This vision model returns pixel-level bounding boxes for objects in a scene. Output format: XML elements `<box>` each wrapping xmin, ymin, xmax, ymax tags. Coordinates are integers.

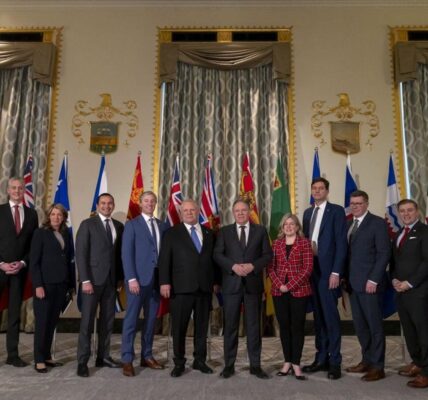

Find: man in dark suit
<box><xmin>0</xmin><ymin>177</ymin><xmax>38</xmax><ymax>367</ymax></box>
<box><xmin>75</xmin><ymin>193</ymin><xmax>124</xmax><ymax>377</ymax></box>
<box><xmin>158</xmin><ymin>199</ymin><xmax>215</xmax><ymax>378</ymax></box>
<box><xmin>121</xmin><ymin>191</ymin><xmax>167</xmax><ymax>377</ymax></box>
<box><xmin>391</xmin><ymin>199</ymin><xmax>428</xmax><ymax>389</ymax></box>
<box><xmin>344</xmin><ymin>190</ymin><xmax>390</xmax><ymax>381</ymax></box>
<box><xmin>302</xmin><ymin>177</ymin><xmax>347</xmax><ymax>379</ymax></box>
<box><xmin>214</xmin><ymin>199</ymin><xmax>272</xmax><ymax>379</ymax></box>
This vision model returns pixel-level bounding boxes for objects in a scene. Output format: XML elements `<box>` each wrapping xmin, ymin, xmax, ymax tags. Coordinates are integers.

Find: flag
<box><xmin>344</xmin><ymin>154</ymin><xmax>358</xmax><ymax>220</ymax></box>
<box><xmin>157</xmin><ymin>156</ymin><xmax>183</xmax><ymax>317</ymax></box>
<box><xmin>23</xmin><ymin>154</ymin><xmax>34</xmax><ymax>209</ymax></box>
<box><xmin>90</xmin><ymin>154</ymin><xmax>108</xmax><ymax>216</ymax></box>
<box><xmin>383</xmin><ymin>154</ymin><xmax>402</xmax><ymax>319</ymax></box>
<box><xmin>54</xmin><ymin>153</ymin><xmax>76</xmax><ymax>313</ymax></box>
<box><xmin>199</xmin><ymin>155</ymin><xmax>220</xmax><ymax>231</ymax></box>
<box><xmin>267</xmin><ymin>156</ymin><xmax>291</xmax><ymax>316</ymax></box>
<box><xmin>127</xmin><ymin>153</ymin><xmax>144</xmax><ymax>220</ymax></box>
<box><xmin>310</xmin><ymin>148</ymin><xmax>321</xmax><ymax>205</ymax></box>
<box><xmin>239</xmin><ymin>152</ymin><xmax>260</xmax><ymax>224</ymax></box>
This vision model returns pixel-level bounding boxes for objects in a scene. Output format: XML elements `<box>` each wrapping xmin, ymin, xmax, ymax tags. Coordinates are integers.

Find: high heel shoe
<box><xmin>276</xmin><ymin>368</ymin><xmax>293</xmax><ymax>376</ymax></box>
<box><xmin>295</xmin><ymin>374</ymin><xmax>308</xmax><ymax>380</ymax></box>
<box><xmin>35</xmin><ymin>364</ymin><xmax>48</xmax><ymax>373</ymax></box>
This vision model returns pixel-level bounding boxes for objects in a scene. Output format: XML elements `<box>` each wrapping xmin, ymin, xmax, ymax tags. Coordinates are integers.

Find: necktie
<box><xmin>105</xmin><ymin>219</ymin><xmax>113</xmax><ymax>245</ymax></box>
<box><xmin>14</xmin><ymin>205</ymin><xmax>21</xmax><ymax>235</ymax></box>
<box><xmin>309</xmin><ymin>206</ymin><xmax>320</xmax><ymax>240</ymax></box>
<box><xmin>348</xmin><ymin>219</ymin><xmax>359</xmax><ymax>242</ymax></box>
<box><xmin>239</xmin><ymin>225</ymin><xmax>246</xmax><ymax>248</ymax></box>
<box><xmin>149</xmin><ymin>218</ymin><xmax>159</xmax><ymax>255</ymax></box>
<box><xmin>398</xmin><ymin>227</ymin><xmax>410</xmax><ymax>249</ymax></box>
<box><xmin>190</xmin><ymin>226</ymin><xmax>202</xmax><ymax>253</ymax></box>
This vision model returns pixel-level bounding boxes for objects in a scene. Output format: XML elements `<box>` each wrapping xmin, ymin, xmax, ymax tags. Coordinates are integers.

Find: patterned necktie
<box><xmin>309</xmin><ymin>206</ymin><xmax>320</xmax><ymax>240</ymax></box>
<box><xmin>348</xmin><ymin>219</ymin><xmax>359</xmax><ymax>242</ymax></box>
<box><xmin>14</xmin><ymin>205</ymin><xmax>21</xmax><ymax>235</ymax></box>
<box><xmin>190</xmin><ymin>226</ymin><xmax>202</xmax><ymax>253</ymax></box>
<box><xmin>105</xmin><ymin>219</ymin><xmax>113</xmax><ymax>245</ymax></box>
<box><xmin>239</xmin><ymin>225</ymin><xmax>246</xmax><ymax>248</ymax></box>
<box><xmin>149</xmin><ymin>218</ymin><xmax>159</xmax><ymax>255</ymax></box>
<box><xmin>398</xmin><ymin>226</ymin><xmax>410</xmax><ymax>249</ymax></box>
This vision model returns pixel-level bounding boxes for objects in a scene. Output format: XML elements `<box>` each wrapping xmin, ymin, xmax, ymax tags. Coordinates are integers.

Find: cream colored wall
<box><xmin>1</xmin><ymin>4</ymin><xmax>426</xmax><ymax>224</ymax></box>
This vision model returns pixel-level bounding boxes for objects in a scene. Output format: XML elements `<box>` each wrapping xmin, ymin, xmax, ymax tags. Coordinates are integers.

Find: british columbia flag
<box><xmin>199</xmin><ymin>155</ymin><xmax>220</xmax><ymax>231</ymax></box>
<box><xmin>23</xmin><ymin>154</ymin><xmax>34</xmax><ymax>208</ymax></box>
<box><xmin>165</xmin><ymin>156</ymin><xmax>183</xmax><ymax>228</ymax></box>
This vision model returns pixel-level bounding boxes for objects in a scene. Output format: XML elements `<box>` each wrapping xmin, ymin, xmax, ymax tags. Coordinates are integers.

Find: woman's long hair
<box><xmin>277</xmin><ymin>213</ymin><xmax>303</xmax><ymax>239</ymax></box>
<box><xmin>42</xmin><ymin>203</ymin><xmax>68</xmax><ymax>234</ymax></box>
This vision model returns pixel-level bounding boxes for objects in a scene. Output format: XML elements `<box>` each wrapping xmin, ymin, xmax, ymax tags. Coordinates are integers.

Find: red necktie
<box><xmin>14</xmin><ymin>205</ymin><xmax>21</xmax><ymax>235</ymax></box>
<box><xmin>398</xmin><ymin>226</ymin><xmax>410</xmax><ymax>249</ymax></box>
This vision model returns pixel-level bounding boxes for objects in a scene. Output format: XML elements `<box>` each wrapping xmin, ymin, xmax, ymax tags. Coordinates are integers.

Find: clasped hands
<box><xmin>232</xmin><ymin>263</ymin><xmax>254</xmax><ymax>277</ymax></box>
<box><xmin>0</xmin><ymin>261</ymin><xmax>24</xmax><ymax>275</ymax></box>
<box><xmin>392</xmin><ymin>278</ymin><xmax>411</xmax><ymax>293</ymax></box>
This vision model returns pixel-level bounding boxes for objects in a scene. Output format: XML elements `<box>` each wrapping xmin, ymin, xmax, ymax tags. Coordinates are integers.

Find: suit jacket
<box><xmin>346</xmin><ymin>212</ymin><xmax>391</xmax><ymax>293</ymax></box>
<box><xmin>267</xmin><ymin>236</ymin><xmax>313</xmax><ymax>297</ymax></box>
<box><xmin>30</xmin><ymin>227</ymin><xmax>75</xmax><ymax>289</ymax></box>
<box><xmin>158</xmin><ymin>223</ymin><xmax>215</xmax><ymax>294</ymax></box>
<box><xmin>0</xmin><ymin>203</ymin><xmax>38</xmax><ymax>266</ymax></box>
<box><xmin>213</xmin><ymin>223</ymin><xmax>272</xmax><ymax>295</ymax></box>
<box><xmin>303</xmin><ymin>202</ymin><xmax>347</xmax><ymax>279</ymax></box>
<box><xmin>122</xmin><ymin>215</ymin><xmax>167</xmax><ymax>286</ymax></box>
<box><xmin>391</xmin><ymin>221</ymin><xmax>428</xmax><ymax>296</ymax></box>
<box><xmin>75</xmin><ymin>215</ymin><xmax>124</xmax><ymax>286</ymax></box>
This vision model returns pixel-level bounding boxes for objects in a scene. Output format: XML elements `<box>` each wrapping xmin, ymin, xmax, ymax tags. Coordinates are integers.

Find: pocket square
<box><xmin>408</xmin><ymin>236</ymin><xmax>417</xmax><ymax>240</ymax></box>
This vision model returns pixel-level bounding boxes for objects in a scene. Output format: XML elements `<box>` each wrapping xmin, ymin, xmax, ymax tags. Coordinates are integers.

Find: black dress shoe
<box><xmin>276</xmin><ymin>368</ymin><xmax>293</xmax><ymax>376</ymax></box>
<box><xmin>220</xmin><ymin>366</ymin><xmax>235</xmax><ymax>379</ymax></box>
<box><xmin>171</xmin><ymin>365</ymin><xmax>185</xmax><ymax>377</ymax></box>
<box><xmin>45</xmin><ymin>360</ymin><xmax>63</xmax><ymax>368</ymax></box>
<box><xmin>327</xmin><ymin>365</ymin><xmax>342</xmax><ymax>380</ymax></box>
<box><xmin>250</xmin><ymin>366</ymin><xmax>270</xmax><ymax>379</ymax></box>
<box><xmin>95</xmin><ymin>356</ymin><xmax>122</xmax><ymax>368</ymax></box>
<box><xmin>35</xmin><ymin>365</ymin><xmax>48</xmax><ymax>373</ymax></box>
<box><xmin>302</xmin><ymin>361</ymin><xmax>329</xmax><ymax>373</ymax></box>
<box><xmin>77</xmin><ymin>363</ymin><xmax>89</xmax><ymax>377</ymax></box>
<box><xmin>192</xmin><ymin>360</ymin><xmax>213</xmax><ymax>374</ymax></box>
<box><xmin>295</xmin><ymin>374</ymin><xmax>308</xmax><ymax>380</ymax></box>
<box><xmin>6</xmin><ymin>357</ymin><xmax>28</xmax><ymax>368</ymax></box>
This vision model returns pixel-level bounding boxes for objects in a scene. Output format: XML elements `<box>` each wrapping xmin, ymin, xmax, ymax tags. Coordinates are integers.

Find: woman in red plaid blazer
<box><xmin>268</xmin><ymin>213</ymin><xmax>313</xmax><ymax>380</ymax></box>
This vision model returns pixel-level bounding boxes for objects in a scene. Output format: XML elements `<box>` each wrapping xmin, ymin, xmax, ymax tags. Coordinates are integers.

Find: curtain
<box><xmin>401</xmin><ymin>63</ymin><xmax>428</xmax><ymax>214</ymax></box>
<box><xmin>0</xmin><ymin>66</ymin><xmax>51</xmax><ymax>213</ymax></box>
<box><xmin>158</xmin><ymin>61</ymin><xmax>288</xmax><ymax>226</ymax></box>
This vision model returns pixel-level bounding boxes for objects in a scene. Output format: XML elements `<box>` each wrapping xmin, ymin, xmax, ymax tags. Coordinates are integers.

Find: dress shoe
<box><xmin>192</xmin><ymin>360</ymin><xmax>213</xmax><ymax>374</ymax></box>
<box><xmin>122</xmin><ymin>363</ymin><xmax>135</xmax><ymax>377</ymax></box>
<box><xmin>95</xmin><ymin>356</ymin><xmax>122</xmax><ymax>368</ymax></box>
<box><xmin>398</xmin><ymin>363</ymin><xmax>421</xmax><ymax>377</ymax></box>
<box><xmin>346</xmin><ymin>362</ymin><xmax>370</xmax><ymax>373</ymax></box>
<box><xmin>327</xmin><ymin>365</ymin><xmax>342</xmax><ymax>380</ymax></box>
<box><xmin>6</xmin><ymin>357</ymin><xmax>28</xmax><ymax>368</ymax></box>
<box><xmin>295</xmin><ymin>374</ymin><xmax>308</xmax><ymax>380</ymax></box>
<box><xmin>361</xmin><ymin>368</ymin><xmax>385</xmax><ymax>382</ymax></box>
<box><xmin>77</xmin><ymin>363</ymin><xmax>89</xmax><ymax>377</ymax></box>
<box><xmin>140</xmin><ymin>358</ymin><xmax>164</xmax><ymax>370</ymax></box>
<box><xmin>171</xmin><ymin>365</ymin><xmax>185</xmax><ymax>378</ymax></box>
<box><xmin>250</xmin><ymin>366</ymin><xmax>270</xmax><ymax>379</ymax></box>
<box><xmin>34</xmin><ymin>364</ymin><xmax>48</xmax><ymax>373</ymax></box>
<box><xmin>45</xmin><ymin>360</ymin><xmax>63</xmax><ymax>368</ymax></box>
<box><xmin>276</xmin><ymin>368</ymin><xmax>292</xmax><ymax>377</ymax></box>
<box><xmin>220</xmin><ymin>366</ymin><xmax>235</xmax><ymax>379</ymax></box>
<box><xmin>302</xmin><ymin>361</ymin><xmax>329</xmax><ymax>373</ymax></box>
<box><xmin>407</xmin><ymin>374</ymin><xmax>428</xmax><ymax>388</ymax></box>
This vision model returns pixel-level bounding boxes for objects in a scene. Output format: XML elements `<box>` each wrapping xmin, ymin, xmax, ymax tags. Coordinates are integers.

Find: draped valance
<box><xmin>394</xmin><ymin>41</ymin><xmax>428</xmax><ymax>83</ymax></box>
<box><xmin>160</xmin><ymin>42</ymin><xmax>290</xmax><ymax>84</ymax></box>
<box><xmin>0</xmin><ymin>42</ymin><xmax>56</xmax><ymax>85</ymax></box>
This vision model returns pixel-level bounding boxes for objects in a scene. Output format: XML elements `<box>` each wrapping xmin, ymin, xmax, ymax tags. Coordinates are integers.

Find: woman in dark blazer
<box><xmin>268</xmin><ymin>213</ymin><xmax>313</xmax><ymax>380</ymax></box>
<box><xmin>30</xmin><ymin>203</ymin><xmax>75</xmax><ymax>373</ymax></box>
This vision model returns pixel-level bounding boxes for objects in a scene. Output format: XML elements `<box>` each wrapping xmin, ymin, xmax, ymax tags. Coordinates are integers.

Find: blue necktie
<box><xmin>190</xmin><ymin>226</ymin><xmax>202</xmax><ymax>253</ymax></box>
<box><xmin>149</xmin><ymin>218</ymin><xmax>158</xmax><ymax>255</ymax></box>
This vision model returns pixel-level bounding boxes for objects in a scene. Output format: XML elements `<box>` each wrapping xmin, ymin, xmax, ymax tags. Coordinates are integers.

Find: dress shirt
<box><xmin>142</xmin><ymin>213</ymin><xmax>160</xmax><ymax>250</ymax></box>
<box><xmin>235</xmin><ymin>222</ymin><xmax>250</xmax><ymax>246</ymax></box>
<box><xmin>98</xmin><ymin>214</ymin><xmax>117</xmax><ymax>243</ymax></box>
<box><xmin>310</xmin><ymin>201</ymin><xmax>327</xmax><ymax>247</ymax></box>
<box><xmin>396</xmin><ymin>220</ymin><xmax>418</xmax><ymax>290</ymax></box>
<box><xmin>9</xmin><ymin>200</ymin><xmax>24</xmax><ymax>230</ymax></box>
<box><xmin>184</xmin><ymin>222</ymin><xmax>203</xmax><ymax>245</ymax></box>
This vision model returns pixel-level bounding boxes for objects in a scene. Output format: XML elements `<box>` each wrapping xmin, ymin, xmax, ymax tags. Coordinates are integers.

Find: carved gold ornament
<box><xmin>71</xmin><ymin>93</ymin><xmax>138</xmax><ymax>153</ymax></box>
<box><xmin>311</xmin><ymin>93</ymin><xmax>380</xmax><ymax>153</ymax></box>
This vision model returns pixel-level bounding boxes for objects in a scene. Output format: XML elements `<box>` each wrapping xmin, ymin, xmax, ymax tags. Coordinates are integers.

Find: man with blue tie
<box><xmin>121</xmin><ymin>191</ymin><xmax>166</xmax><ymax>377</ymax></box>
<box><xmin>158</xmin><ymin>199</ymin><xmax>216</xmax><ymax>378</ymax></box>
<box><xmin>302</xmin><ymin>177</ymin><xmax>347</xmax><ymax>380</ymax></box>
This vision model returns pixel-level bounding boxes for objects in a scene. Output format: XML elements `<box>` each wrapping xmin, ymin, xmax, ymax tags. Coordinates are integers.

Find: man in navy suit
<box><xmin>344</xmin><ymin>190</ymin><xmax>390</xmax><ymax>381</ymax></box>
<box><xmin>121</xmin><ymin>191</ymin><xmax>166</xmax><ymax>377</ymax></box>
<box><xmin>391</xmin><ymin>199</ymin><xmax>428</xmax><ymax>388</ymax></box>
<box><xmin>0</xmin><ymin>177</ymin><xmax>38</xmax><ymax>367</ymax></box>
<box><xmin>302</xmin><ymin>177</ymin><xmax>347</xmax><ymax>379</ymax></box>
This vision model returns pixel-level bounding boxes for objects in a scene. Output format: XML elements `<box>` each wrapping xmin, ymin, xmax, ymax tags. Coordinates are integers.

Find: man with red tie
<box><xmin>391</xmin><ymin>199</ymin><xmax>428</xmax><ymax>388</ymax></box>
<box><xmin>0</xmin><ymin>177</ymin><xmax>38</xmax><ymax>367</ymax></box>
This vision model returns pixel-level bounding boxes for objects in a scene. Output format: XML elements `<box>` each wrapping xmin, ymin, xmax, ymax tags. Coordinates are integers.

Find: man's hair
<box><xmin>311</xmin><ymin>177</ymin><xmax>329</xmax><ymax>191</ymax></box>
<box><xmin>232</xmin><ymin>198</ymin><xmax>250</xmax><ymax>209</ymax></box>
<box><xmin>397</xmin><ymin>198</ymin><xmax>419</xmax><ymax>210</ymax></box>
<box><xmin>139</xmin><ymin>190</ymin><xmax>157</xmax><ymax>202</ymax></box>
<box><xmin>8</xmin><ymin>176</ymin><xmax>24</xmax><ymax>187</ymax></box>
<box><xmin>97</xmin><ymin>192</ymin><xmax>115</xmax><ymax>204</ymax></box>
<box><xmin>350</xmin><ymin>190</ymin><xmax>369</xmax><ymax>202</ymax></box>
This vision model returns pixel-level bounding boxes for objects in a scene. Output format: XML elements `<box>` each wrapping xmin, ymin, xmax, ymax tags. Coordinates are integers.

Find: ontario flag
<box><xmin>199</xmin><ymin>154</ymin><xmax>220</xmax><ymax>231</ymax></box>
<box><xmin>240</xmin><ymin>152</ymin><xmax>260</xmax><ymax>224</ymax></box>
<box><xmin>344</xmin><ymin>154</ymin><xmax>358</xmax><ymax>220</ymax></box>
<box><xmin>310</xmin><ymin>148</ymin><xmax>321</xmax><ymax>205</ymax></box>
<box><xmin>127</xmin><ymin>153</ymin><xmax>144</xmax><ymax>220</ymax></box>
<box><xmin>157</xmin><ymin>156</ymin><xmax>183</xmax><ymax>317</ymax></box>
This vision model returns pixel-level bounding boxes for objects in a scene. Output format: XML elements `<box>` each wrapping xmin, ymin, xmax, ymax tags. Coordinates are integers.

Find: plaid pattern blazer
<box><xmin>267</xmin><ymin>235</ymin><xmax>313</xmax><ymax>297</ymax></box>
